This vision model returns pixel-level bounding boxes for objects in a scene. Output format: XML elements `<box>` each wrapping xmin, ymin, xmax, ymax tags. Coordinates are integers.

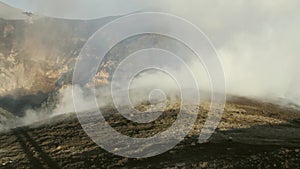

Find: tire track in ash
<box><xmin>13</xmin><ymin>129</ymin><xmax>60</xmax><ymax>169</ymax></box>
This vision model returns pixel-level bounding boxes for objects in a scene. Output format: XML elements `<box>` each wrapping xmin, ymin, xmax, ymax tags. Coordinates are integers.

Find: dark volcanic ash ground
<box><xmin>0</xmin><ymin>97</ymin><xmax>300</xmax><ymax>169</ymax></box>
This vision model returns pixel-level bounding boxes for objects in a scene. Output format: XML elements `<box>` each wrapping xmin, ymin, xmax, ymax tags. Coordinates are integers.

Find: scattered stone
<box><xmin>56</xmin><ymin>146</ymin><xmax>62</xmax><ymax>150</ymax></box>
<box><xmin>199</xmin><ymin>162</ymin><xmax>208</xmax><ymax>168</ymax></box>
<box><xmin>176</xmin><ymin>163</ymin><xmax>185</xmax><ymax>167</ymax></box>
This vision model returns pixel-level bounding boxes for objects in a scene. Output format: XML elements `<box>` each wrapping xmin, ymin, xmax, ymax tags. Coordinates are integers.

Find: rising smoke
<box><xmin>45</xmin><ymin>0</ymin><xmax>300</xmax><ymax>106</ymax></box>
<box><xmin>163</xmin><ymin>0</ymin><xmax>300</xmax><ymax>104</ymax></box>
<box><xmin>0</xmin><ymin>0</ymin><xmax>300</xmax><ymax>131</ymax></box>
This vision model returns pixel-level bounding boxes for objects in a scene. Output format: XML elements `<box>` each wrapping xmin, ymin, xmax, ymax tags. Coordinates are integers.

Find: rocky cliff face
<box><xmin>0</xmin><ymin>15</ymin><xmax>187</xmax><ymax>115</ymax></box>
<box><xmin>0</xmin><ymin>17</ymin><xmax>114</xmax><ymax>114</ymax></box>
<box><xmin>1</xmin><ymin>19</ymin><xmax>77</xmax><ymax>96</ymax></box>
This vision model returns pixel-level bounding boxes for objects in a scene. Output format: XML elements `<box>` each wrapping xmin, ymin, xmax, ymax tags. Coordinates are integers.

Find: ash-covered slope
<box><xmin>0</xmin><ymin>98</ymin><xmax>300</xmax><ymax>168</ymax></box>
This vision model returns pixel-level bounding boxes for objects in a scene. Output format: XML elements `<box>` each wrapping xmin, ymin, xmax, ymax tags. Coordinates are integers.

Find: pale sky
<box><xmin>0</xmin><ymin>0</ymin><xmax>152</xmax><ymax>19</ymax></box>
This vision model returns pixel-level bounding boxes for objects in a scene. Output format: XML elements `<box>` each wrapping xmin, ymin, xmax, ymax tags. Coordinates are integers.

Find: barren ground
<box><xmin>0</xmin><ymin>97</ymin><xmax>300</xmax><ymax>169</ymax></box>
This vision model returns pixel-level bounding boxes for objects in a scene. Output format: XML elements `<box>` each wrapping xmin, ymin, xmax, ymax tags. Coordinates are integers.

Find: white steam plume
<box><xmin>161</xmin><ymin>0</ymin><xmax>300</xmax><ymax>104</ymax></box>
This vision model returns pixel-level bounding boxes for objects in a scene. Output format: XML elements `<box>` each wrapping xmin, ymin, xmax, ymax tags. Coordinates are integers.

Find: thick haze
<box><xmin>166</xmin><ymin>0</ymin><xmax>300</xmax><ymax>104</ymax></box>
<box><xmin>1</xmin><ymin>0</ymin><xmax>300</xmax><ymax>105</ymax></box>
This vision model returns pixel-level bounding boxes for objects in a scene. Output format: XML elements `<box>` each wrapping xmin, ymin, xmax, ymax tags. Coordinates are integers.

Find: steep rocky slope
<box><xmin>0</xmin><ymin>16</ymin><xmax>117</xmax><ymax>114</ymax></box>
<box><xmin>0</xmin><ymin>15</ymin><xmax>194</xmax><ymax>115</ymax></box>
